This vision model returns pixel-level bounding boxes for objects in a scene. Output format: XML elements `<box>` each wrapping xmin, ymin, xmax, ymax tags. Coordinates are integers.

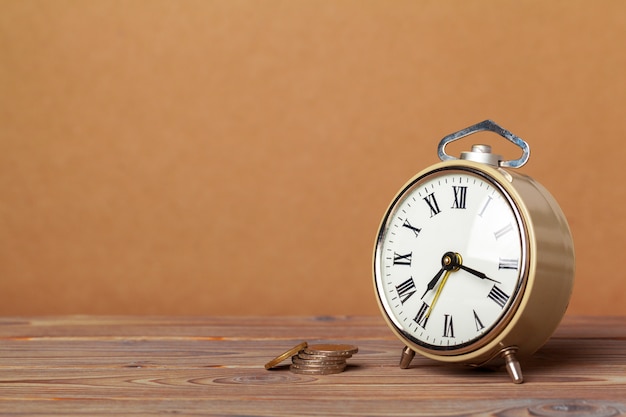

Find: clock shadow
<box><xmin>519</xmin><ymin>337</ymin><xmax>595</xmax><ymax>382</ymax></box>
<box><xmin>404</xmin><ymin>337</ymin><xmax>585</xmax><ymax>383</ymax></box>
<box><xmin>513</xmin><ymin>337</ymin><xmax>593</xmax><ymax>383</ymax></box>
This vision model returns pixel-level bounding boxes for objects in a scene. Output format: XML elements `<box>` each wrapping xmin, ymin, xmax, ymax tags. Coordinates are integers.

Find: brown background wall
<box><xmin>1</xmin><ymin>0</ymin><xmax>624</xmax><ymax>316</ymax></box>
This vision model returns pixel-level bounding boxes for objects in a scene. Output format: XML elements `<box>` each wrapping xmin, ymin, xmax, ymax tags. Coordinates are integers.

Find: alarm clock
<box><xmin>373</xmin><ymin>120</ymin><xmax>575</xmax><ymax>383</ymax></box>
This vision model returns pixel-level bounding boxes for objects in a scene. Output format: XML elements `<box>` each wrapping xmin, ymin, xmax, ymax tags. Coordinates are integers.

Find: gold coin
<box><xmin>264</xmin><ymin>342</ymin><xmax>308</xmax><ymax>370</ymax></box>
<box><xmin>292</xmin><ymin>356</ymin><xmax>346</xmax><ymax>367</ymax></box>
<box><xmin>289</xmin><ymin>363</ymin><xmax>346</xmax><ymax>375</ymax></box>
<box><xmin>297</xmin><ymin>351</ymin><xmax>352</xmax><ymax>360</ymax></box>
<box><xmin>290</xmin><ymin>360</ymin><xmax>347</xmax><ymax>371</ymax></box>
<box><xmin>304</xmin><ymin>344</ymin><xmax>358</xmax><ymax>357</ymax></box>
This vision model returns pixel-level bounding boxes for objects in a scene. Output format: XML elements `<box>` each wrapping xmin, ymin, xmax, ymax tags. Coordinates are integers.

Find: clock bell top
<box><xmin>438</xmin><ymin>120</ymin><xmax>531</xmax><ymax>169</ymax></box>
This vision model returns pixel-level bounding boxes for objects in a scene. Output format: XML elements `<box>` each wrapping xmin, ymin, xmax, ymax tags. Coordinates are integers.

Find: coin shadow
<box><xmin>345</xmin><ymin>364</ymin><xmax>364</xmax><ymax>372</ymax></box>
<box><xmin>266</xmin><ymin>364</ymin><xmax>291</xmax><ymax>371</ymax></box>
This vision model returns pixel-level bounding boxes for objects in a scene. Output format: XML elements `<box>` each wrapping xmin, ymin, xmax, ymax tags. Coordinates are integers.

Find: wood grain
<box><xmin>0</xmin><ymin>316</ymin><xmax>624</xmax><ymax>416</ymax></box>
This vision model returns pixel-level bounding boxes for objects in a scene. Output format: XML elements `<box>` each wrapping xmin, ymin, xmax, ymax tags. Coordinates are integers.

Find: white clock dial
<box><xmin>375</xmin><ymin>167</ymin><xmax>527</xmax><ymax>353</ymax></box>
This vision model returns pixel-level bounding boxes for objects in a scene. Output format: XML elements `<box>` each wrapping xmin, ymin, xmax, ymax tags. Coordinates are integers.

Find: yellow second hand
<box><xmin>425</xmin><ymin>269</ymin><xmax>452</xmax><ymax>319</ymax></box>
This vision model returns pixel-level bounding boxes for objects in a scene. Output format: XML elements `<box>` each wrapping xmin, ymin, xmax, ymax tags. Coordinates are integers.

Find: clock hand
<box><xmin>449</xmin><ymin>258</ymin><xmax>501</xmax><ymax>284</ymax></box>
<box><xmin>425</xmin><ymin>269</ymin><xmax>452</xmax><ymax>319</ymax></box>
<box><xmin>421</xmin><ymin>252</ymin><xmax>458</xmax><ymax>299</ymax></box>
<box><xmin>421</xmin><ymin>267</ymin><xmax>445</xmax><ymax>299</ymax></box>
<box><xmin>422</xmin><ymin>252</ymin><xmax>462</xmax><ymax>318</ymax></box>
<box><xmin>458</xmin><ymin>264</ymin><xmax>501</xmax><ymax>283</ymax></box>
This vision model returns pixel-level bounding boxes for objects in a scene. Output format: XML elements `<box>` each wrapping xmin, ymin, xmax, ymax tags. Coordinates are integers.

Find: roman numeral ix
<box><xmin>393</xmin><ymin>252</ymin><xmax>412</xmax><ymax>266</ymax></box>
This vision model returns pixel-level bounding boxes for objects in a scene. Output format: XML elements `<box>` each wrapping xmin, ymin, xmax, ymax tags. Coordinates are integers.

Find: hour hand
<box><xmin>421</xmin><ymin>252</ymin><xmax>459</xmax><ymax>298</ymax></box>
<box><xmin>456</xmin><ymin>264</ymin><xmax>500</xmax><ymax>284</ymax></box>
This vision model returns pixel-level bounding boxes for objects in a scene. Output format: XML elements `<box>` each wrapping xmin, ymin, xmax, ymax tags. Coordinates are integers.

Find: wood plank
<box><xmin>0</xmin><ymin>316</ymin><xmax>624</xmax><ymax>416</ymax></box>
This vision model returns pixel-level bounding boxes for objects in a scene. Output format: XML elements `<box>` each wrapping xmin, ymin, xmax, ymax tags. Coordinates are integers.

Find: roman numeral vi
<box><xmin>443</xmin><ymin>314</ymin><xmax>454</xmax><ymax>338</ymax></box>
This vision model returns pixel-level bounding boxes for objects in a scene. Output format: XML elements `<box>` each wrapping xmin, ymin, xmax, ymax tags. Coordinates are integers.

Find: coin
<box><xmin>264</xmin><ymin>342</ymin><xmax>308</xmax><ymax>370</ymax></box>
<box><xmin>266</xmin><ymin>342</ymin><xmax>358</xmax><ymax>375</ymax></box>
<box><xmin>297</xmin><ymin>351</ymin><xmax>352</xmax><ymax>360</ymax></box>
<box><xmin>289</xmin><ymin>363</ymin><xmax>347</xmax><ymax>375</ymax></box>
<box><xmin>304</xmin><ymin>344</ymin><xmax>359</xmax><ymax>357</ymax></box>
<box><xmin>292</xmin><ymin>355</ymin><xmax>346</xmax><ymax>367</ymax></box>
<box><xmin>291</xmin><ymin>361</ymin><xmax>346</xmax><ymax>371</ymax></box>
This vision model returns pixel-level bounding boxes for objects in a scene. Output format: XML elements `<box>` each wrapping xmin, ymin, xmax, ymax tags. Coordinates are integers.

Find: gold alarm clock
<box><xmin>373</xmin><ymin>120</ymin><xmax>575</xmax><ymax>383</ymax></box>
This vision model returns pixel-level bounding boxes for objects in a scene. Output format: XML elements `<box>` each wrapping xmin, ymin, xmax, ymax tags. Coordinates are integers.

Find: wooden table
<box><xmin>0</xmin><ymin>316</ymin><xmax>624</xmax><ymax>416</ymax></box>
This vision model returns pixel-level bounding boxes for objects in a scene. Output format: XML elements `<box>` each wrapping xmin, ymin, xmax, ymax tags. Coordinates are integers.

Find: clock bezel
<box><xmin>374</xmin><ymin>161</ymin><xmax>533</xmax><ymax>359</ymax></box>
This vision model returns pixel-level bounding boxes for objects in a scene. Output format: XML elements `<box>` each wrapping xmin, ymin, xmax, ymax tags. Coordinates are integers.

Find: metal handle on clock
<box><xmin>437</xmin><ymin>120</ymin><xmax>530</xmax><ymax>169</ymax></box>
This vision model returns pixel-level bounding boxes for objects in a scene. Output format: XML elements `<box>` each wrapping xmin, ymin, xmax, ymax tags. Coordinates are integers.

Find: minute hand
<box><xmin>421</xmin><ymin>267</ymin><xmax>445</xmax><ymax>299</ymax></box>
<box><xmin>456</xmin><ymin>264</ymin><xmax>500</xmax><ymax>284</ymax></box>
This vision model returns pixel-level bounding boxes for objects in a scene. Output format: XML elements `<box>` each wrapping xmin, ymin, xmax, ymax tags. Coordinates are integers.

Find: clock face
<box><xmin>374</xmin><ymin>166</ymin><xmax>528</xmax><ymax>353</ymax></box>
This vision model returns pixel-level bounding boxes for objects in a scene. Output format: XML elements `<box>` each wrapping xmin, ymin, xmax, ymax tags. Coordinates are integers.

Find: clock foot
<box><xmin>501</xmin><ymin>347</ymin><xmax>523</xmax><ymax>384</ymax></box>
<box><xmin>399</xmin><ymin>346</ymin><xmax>415</xmax><ymax>369</ymax></box>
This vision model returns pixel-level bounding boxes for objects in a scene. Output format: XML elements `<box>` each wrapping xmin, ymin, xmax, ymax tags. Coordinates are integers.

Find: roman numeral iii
<box><xmin>498</xmin><ymin>257</ymin><xmax>519</xmax><ymax>270</ymax></box>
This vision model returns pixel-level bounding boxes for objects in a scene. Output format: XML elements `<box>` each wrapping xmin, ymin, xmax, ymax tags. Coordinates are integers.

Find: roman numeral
<box><xmin>494</xmin><ymin>223</ymin><xmax>514</xmax><ymax>240</ymax></box>
<box><xmin>402</xmin><ymin>219</ymin><xmax>421</xmax><ymax>238</ymax></box>
<box><xmin>423</xmin><ymin>193</ymin><xmax>441</xmax><ymax>217</ymax></box>
<box><xmin>395</xmin><ymin>277</ymin><xmax>417</xmax><ymax>304</ymax></box>
<box><xmin>487</xmin><ymin>285</ymin><xmax>510</xmax><ymax>309</ymax></box>
<box><xmin>473</xmin><ymin>310</ymin><xmax>485</xmax><ymax>332</ymax></box>
<box><xmin>393</xmin><ymin>252</ymin><xmax>412</xmax><ymax>266</ymax></box>
<box><xmin>443</xmin><ymin>314</ymin><xmax>454</xmax><ymax>338</ymax></box>
<box><xmin>478</xmin><ymin>196</ymin><xmax>493</xmax><ymax>217</ymax></box>
<box><xmin>414</xmin><ymin>301</ymin><xmax>429</xmax><ymax>329</ymax></box>
<box><xmin>451</xmin><ymin>186</ymin><xmax>467</xmax><ymax>209</ymax></box>
<box><xmin>498</xmin><ymin>257</ymin><xmax>519</xmax><ymax>270</ymax></box>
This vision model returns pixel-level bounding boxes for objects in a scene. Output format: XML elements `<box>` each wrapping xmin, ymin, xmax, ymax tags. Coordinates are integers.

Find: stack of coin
<box><xmin>265</xmin><ymin>342</ymin><xmax>358</xmax><ymax>375</ymax></box>
<box><xmin>290</xmin><ymin>344</ymin><xmax>358</xmax><ymax>375</ymax></box>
